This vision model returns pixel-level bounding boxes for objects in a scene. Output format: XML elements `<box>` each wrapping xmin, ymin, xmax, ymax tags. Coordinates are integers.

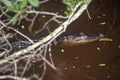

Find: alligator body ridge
<box><xmin>0</xmin><ymin>33</ymin><xmax>104</xmax><ymax>49</ymax></box>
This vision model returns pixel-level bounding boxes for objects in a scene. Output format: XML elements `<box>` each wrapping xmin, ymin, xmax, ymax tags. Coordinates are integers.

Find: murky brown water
<box><xmin>41</xmin><ymin>0</ymin><xmax>120</xmax><ymax>80</ymax></box>
<box><xmin>5</xmin><ymin>0</ymin><xmax>119</xmax><ymax>80</ymax></box>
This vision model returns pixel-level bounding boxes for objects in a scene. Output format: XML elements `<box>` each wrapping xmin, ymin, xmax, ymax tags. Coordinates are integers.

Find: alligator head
<box><xmin>58</xmin><ymin>33</ymin><xmax>104</xmax><ymax>46</ymax></box>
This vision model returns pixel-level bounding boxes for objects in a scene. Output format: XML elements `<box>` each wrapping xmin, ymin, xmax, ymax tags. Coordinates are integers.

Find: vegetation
<box><xmin>0</xmin><ymin>0</ymin><xmax>88</xmax><ymax>25</ymax></box>
<box><xmin>0</xmin><ymin>0</ymin><xmax>39</xmax><ymax>25</ymax></box>
<box><xmin>61</xmin><ymin>0</ymin><xmax>88</xmax><ymax>16</ymax></box>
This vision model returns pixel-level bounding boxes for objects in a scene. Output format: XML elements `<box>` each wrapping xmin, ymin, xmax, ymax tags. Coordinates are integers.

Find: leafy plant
<box><xmin>28</xmin><ymin>0</ymin><xmax>39</xmax><ymax>7</ymax></box>
<box><xmin>61</xmin><ymin>0</ymin><xmax>88</xmax><ymax>16</ymax></box>
<box><xmin>0</xmin><ymin>0</ymin><xmax>88</xmax><ymax>25</ymax></box>
<box><xmin>0</xmin><ymin>0</ymin><xmax>39</xmax><ymax>25</ymax></box>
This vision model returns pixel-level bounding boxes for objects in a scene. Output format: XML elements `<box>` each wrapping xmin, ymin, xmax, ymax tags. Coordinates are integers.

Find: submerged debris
<box><xmin>21</xmin><ymin>25</ymin><xmax>25</xmax><ymax>29</ymax></box>
<box><xmin>118</xmin><ymin>45</ymin><xmax>120</xmax><ymax>48</ymax></box>
<box><xmin>99</xmin><ymin>38</ymin><xmax>113</xmax><ymax>42</ymax></box>
<box><xmin>99</xmin><ymin>22</ymin><xmax>106</xmax><ymax>25</ymax></box>
<box><xmin>98</xmin><ymin>64</ymin><xmax>106</xmax><ymax>67</ymax></box>
<box><xmin>107</xmin><ymin>75</ymin><xmax>111</xmax><ymax>79</ymax></box>
<box><xmin>86</xmin><ymin>65</ymin><xmax>91</xmax><ymax>68</ymax></box>
<box><xmin>61</xmin><ymin>49</ymin><xmax>65</xmax><ymax>53</ymax></box>
<box><xmin>97</xmin><ymin>47</ymin><xmax>101</xmax><ymax>52</ymax></box>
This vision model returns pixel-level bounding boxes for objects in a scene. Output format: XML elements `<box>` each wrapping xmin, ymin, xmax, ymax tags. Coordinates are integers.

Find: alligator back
<box><xmin>0</xmin><ymin>38</ymin><xmax>40</xmax><ymax>50</ymax></box>
<box><xmin>0</xmin><ymin>33</ymin><xmax>104</xmax><ymax>49</ymax></box>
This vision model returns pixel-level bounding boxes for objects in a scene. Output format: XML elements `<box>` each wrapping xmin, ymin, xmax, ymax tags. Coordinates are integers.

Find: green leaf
<box><xmin>8</xmin><ymin>6</ymin><xmax>15</xmax><ymax>12</ymax></box>
<box><xmin>28</xmin><ymin>0</ymin><xmax>39</xmax><ymax>7</ymax></box>
<box><xmin>12</xmin><ymin>13</ymin><xmax>19</xmax><ymax>25</ymax></box>
<box><xmin>2</xmin><ymin>0</ymin><xmax>12</xmax><ymax>7</ymax></box>
<box><xmin>20</xmin><ymin>0</ymin><xmax>28</xmax><ymax>8</ymax></box>
<box><xmin>0</xmin><ymin>5</ymin><xmax>2</xmax><ymax>11</ymax></box>
<box><xmin>15</xmin><ymin>3</ymin><xmax>20</xmax><ymax>10</ymax></box>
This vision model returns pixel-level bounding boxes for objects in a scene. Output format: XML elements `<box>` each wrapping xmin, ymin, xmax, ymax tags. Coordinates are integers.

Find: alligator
<box><xmin>0</xmin><ymin>33</ymin><xmax>104</xmax><ymax>49</ymax></box>
<box><xmin>58</xmin><ymin>33</ymin><xmax>104</xmax><ymax>46</ymax></box>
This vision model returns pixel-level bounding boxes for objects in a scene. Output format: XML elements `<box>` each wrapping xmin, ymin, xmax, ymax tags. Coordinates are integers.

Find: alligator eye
<box><xmin>79</xmin><ymin>32</ymin><xmax>84</xmax><ymax>35</ymax></box>
<box><xmin>99</xmin><ymin>34</ymin><xmax>104</xmax><ymax>37</ymax></box>
<box><xmin>81</xmin><ymin>35</ymin><xmax>87</xmax><ymax>39</ymax></box>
